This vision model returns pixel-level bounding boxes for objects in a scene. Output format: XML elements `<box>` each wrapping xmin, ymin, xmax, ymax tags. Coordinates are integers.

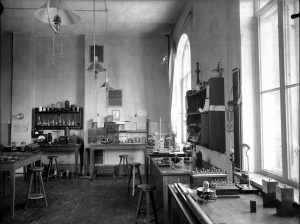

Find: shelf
<box><xmin>186</xmin><ymin>88</ymin><xmax>206</xmax><ymax>97</ymax></box>
<box><xmin>34</xmin><ymin>125</ymin><xmax>82</xmax><ymax>129</ymax></box>
<box><xmin>35</xmin><ymin>111</ymin><xmax>80</xmax><ymax>114</ymax></box>
<box><xmin>119</xmin><ymin>130</ymin><xmax>147</xmax><ymax>133</ymax></box>
<box><xmin>186</xmin><ymin>112</ymin><xmax>201</xmax><ymax>116</ymax></box>
<box><xmin>32</xmin><ymin>107</ymin><xmax>83</xmax><ymax>132</ymax></box>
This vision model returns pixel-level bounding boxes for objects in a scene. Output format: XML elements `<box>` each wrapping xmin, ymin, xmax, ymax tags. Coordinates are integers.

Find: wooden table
<box><xmin>0</xmin><ymin>151</ymin><xmax>42</xmax><ymax>220</ymax></box>
<box><xmin>149</xmin><ymin>157</ymin><xmax>213</xmax><ymax>224</ymax></box>
<box><xmin>88</xmin><ymin>144</ymin><xmax>148</xmax><ymax>180</ymax></box>
<box><xmin>39</xmin><ymin>144</ymin><xmax>82</xmax><ymax>178</ymax></box>
<box><xmin>168</xmin><ymin>184</ymin><xmax>300</xmax><ymax>224</ymax></box>
<box><xmin>144</xmin><ymin>149</ymin><xmax>185</xmax><ymax>183</ymax></box>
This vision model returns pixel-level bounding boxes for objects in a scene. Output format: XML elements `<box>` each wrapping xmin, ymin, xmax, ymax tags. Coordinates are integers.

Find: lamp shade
<box><xmin>87</xmin><ymin>62</ymin><xmax>106</xmax><ymax>74</ymax></box>
<box><xmin>34</xmin><ymin>0</ymin><xmax>81</xmax><ymax>25</ymax></box>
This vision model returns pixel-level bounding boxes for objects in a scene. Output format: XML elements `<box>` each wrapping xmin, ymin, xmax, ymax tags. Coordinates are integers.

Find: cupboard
<box><xmin>186</xmin><ymin>77</ymin><xmax>225</xmax><ymax>153</ymax></box>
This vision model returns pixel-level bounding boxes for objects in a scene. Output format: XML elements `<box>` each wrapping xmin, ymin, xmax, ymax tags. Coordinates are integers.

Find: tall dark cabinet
<box><xmin>186</xmin><ymin>77</ymin><xmax>225</xmax><ymax>153</ymax></box>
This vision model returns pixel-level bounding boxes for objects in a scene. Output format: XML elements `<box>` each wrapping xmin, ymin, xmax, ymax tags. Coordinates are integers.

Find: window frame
<box><xmin>255</xmin><ymin>0</ymin><xmax>299</xmax><ymax>188</ymax></box>
<box><xmin>171</xmin><ymin>34</ymin><xmax>191</xmax><ymax>144</ymax></box>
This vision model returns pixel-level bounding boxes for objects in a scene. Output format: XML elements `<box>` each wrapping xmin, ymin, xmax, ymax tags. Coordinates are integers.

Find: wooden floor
<box><xmin>0</xmin><ymin>175</ymin><xmax>143</xmax><ymax>224</ymax></box>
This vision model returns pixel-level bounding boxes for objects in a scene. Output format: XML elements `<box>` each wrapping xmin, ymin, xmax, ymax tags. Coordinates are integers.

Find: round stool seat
<box><xmin>129</xmin><ymin>162</ymin><xmax>141</xmax><ymax>167</ymax></box>
<box><xmin>119</xmin><ymin>154</ymin><xmax>129</xmax><ymax>158</ymax></box>
<box><xmin>47</xmin><ymin>155</ymin><xmax>58</xmax><ymax>159</ymax></box>
<box><xmin>137</xmin><ymin>184</ymin><xmax>156</xmax><ymax>191</ymax></box>
<box><xmin>29</xmin><ymin>166</ymin><xmax>44</xmax><ymax>172</ymax></box>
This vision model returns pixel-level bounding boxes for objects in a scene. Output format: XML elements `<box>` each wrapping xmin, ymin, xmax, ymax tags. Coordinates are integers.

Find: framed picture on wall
<box><xmin>112</xmin><ymin>110</ymin><xmax>120</xmax><ymax>121</ymax></box>
<box><xmin>108</xmin><ymin>89</ymin><xmax>122</xmax><ymax>106</ymax></box>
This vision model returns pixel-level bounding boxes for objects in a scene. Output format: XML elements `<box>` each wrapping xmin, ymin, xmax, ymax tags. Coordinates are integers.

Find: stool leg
<box><xmin>134</xmin><ymin>191</ymin><xmax>144</xmax><ymax>224</ymax></box>
<box><xmin>122</xmin><ymin>158</ymin><xmax>126</xmax><ymax>175</ymax></box>
<box><xmin>146</xmin><ymin>192</ymin><xmax>150</xmax><ymax>223</ymax></box>
<box><xmin>25</xmin><ymin>173</ymin><xmax>34</xmax><ymax>210</ymax></box>
<box><xmin>54</xmin><ymin>158</ymin><xmax>60</xmax><ymax>181</ymax></box>
<box><xmin>150</xmin><ymin>191</ymin><xmax>159</xmax><ymax>224</ymax></box>
<box><xmin>125</xmin><ymin>157</ymin><xmax>129</xmax><ymax>175</ymax></box>
<box><xmin>132</xmin><ymin>166</ymin><xmax>136</xmax><ymax>196</ymax></box>
<box><xmin>39</xmin><ymin>172</ymin><xmax>48</xmax><ymax>206</ymax></box>
<box><xmin>23</xmin><ymin>167</ymin><xmax>26</xmax><ymax>181</ymax></box>
<box><xmin>47</xmin><ymin>159</ymin><xmax>52</xmax><ymax>183</ymax></box>
<box><xmin>137</xmin><ymin>166</ymin><xmax>142</xmax><ymax>184</ymax></box>
<box><xmin>128</xmin><ymin>166</ymin><xmax>133</xmax><ymax>193</ymax></box>
<box><xmin>3</xmin><ymin>172</ymin><xmax>7</xmax><ymax>199</ymax></box>
<box><xmin>118</xmin><ymin>157</ymin><xmax>122</xmax><ymax>177</ymax></box>
<box><xmin>33</xmin><ymin>172</ymin><xmax>37</xmax><ymax>193</ymax></box>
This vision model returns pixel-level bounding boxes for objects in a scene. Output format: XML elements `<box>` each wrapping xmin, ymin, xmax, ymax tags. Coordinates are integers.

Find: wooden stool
<box><xmin>128</xmin><ymin>162</ymin><xmax>142</xmax><ymax>196</ymax></box>
<box><xmin>134</xmin><ymin>184</ymin><xmax>159</xmax><ymax>224</ymax></box>
<box><xmin>46</xmin><ymin>155</ymin><xmax>60</xmax><ymax>183</ymax></box>
<box><xmin>25</xmin><ymin>167</ymin><xmax>48</xmax><ymax>210</ymax></box>
<box><xmin>117</xmin><ymin>154</ymin><xmax>129</xmax><ymax>176</ymax></box>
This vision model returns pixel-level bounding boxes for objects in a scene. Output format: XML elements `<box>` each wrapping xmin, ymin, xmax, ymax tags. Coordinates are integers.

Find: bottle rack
<box><xmin>32</xmin><ymin>108</ymin><xmax>83</xmax><ymax>130</ymax></box>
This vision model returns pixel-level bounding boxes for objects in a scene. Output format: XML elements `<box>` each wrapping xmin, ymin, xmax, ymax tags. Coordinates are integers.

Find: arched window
<box><xmin>171</xmin><ymin>34</ymin><xmax>191</xmax><ymax>144</ymax></box>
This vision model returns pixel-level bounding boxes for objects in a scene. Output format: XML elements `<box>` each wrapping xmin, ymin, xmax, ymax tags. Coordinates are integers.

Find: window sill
<box><xmin>234</xmin><ymin>172</ymin><xmax>299</xmax><ymax>205</ymax></box>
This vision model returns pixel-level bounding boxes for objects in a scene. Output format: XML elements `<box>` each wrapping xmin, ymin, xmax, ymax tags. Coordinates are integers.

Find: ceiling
<box><xmin>1</xmin><ymin>0</ymin><xmax>186</xmax><ymax>36</ymax></box>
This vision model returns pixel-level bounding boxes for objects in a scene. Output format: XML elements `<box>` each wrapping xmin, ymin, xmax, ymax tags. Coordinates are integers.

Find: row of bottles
<box><xmin>36</xmin><ymin>116</ymin><xmax>80</xmax><ymax>127</ymax></box>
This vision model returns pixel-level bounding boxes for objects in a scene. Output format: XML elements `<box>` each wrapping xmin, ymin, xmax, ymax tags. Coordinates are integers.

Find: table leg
<box><xmin>82</xmin><ymin>147</ymin><xmax>87</xmax><ymax>175</ymax></box>
<box><xmin>89</xmin><ymin>149</ymin><xmax>94</xmax><ymax>180</ymax></box>
<box><xmin>75</xmin><ymin>148</ymin><xmax>78</xmax><ymax>178</ymax></box>
<box><xmin>10</xmin><ymin>169</ymin><xmax>15</xmax><ymax>220</ymax></box>
<box><xmin>145</xmin><ymin>153</ymin><xmax>149</xmax><ymax>184</ymax></box>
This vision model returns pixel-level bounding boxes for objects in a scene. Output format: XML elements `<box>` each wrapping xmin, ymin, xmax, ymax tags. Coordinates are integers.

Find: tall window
<box><xmin>171</xmin><ymin>34</ymin><xmax>191</xmax><ymax>144</ymax></box>
<box><xmin>257</xmin><ymin>0</ymin><xmax>299</xmax><ymax>186</ymax></box>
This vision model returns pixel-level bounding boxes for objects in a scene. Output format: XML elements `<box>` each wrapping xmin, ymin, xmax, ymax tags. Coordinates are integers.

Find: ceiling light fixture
<box><xmin>161</xmin><ymin>34</ymin><xmax>170</xmax><ymax>65</ymax></box>
<box><xmin>87</xmin><ymin>0</ymin><xmax>107</xmax><ymax>79</ymax></box>
<box><xmin>34</xmin><ymin>0</ymin><xmax>81</xmax><ymax>35</ymax></box>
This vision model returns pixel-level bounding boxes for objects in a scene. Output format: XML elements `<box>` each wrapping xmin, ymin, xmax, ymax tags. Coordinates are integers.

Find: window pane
<box><xmin>259</xmin><ymin>0</ymin><xmax>271</xmax><ymax>9</ymax></box>
<box><xmin>286</xmin><ymin>86</ymin><xmax>299</xmax><ymax>181</ymax></box>
<box><xmin>171</xmin><ymin>34</ymin><xmax>191</xmax><ymax>144</ymax></box>
<box><xmin>260</xmin><ymin>6</ymin><xmax>280</xmax><ymax>91</ymax></box>
<box><xmin>261</xmin><ymin>91</ymin><xmax>282</xmax><ymax>175</ymax></box>
<box><xmin>285</xmin><ymin>0</ymin><xmax>299</xmax><ymax>85</ymax></box>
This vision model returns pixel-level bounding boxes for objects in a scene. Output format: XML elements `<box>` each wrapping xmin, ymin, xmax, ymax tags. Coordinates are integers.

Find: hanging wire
<box><xmin>59</xmin><ymin>36</ymin><xmax>64</xmax><ymax>57</ymax></box>
<box><xmin>93</xmin><ymin>0</ymin><xmax>96</xmax><ymax>78</ymax></box>
<box><xmin>93</xmin><ymin>0</ymin><xmax>98</xmax><ymax>121</ymax></box>
<box><xmin>52</xmin><ymin>33</ymin><xmax>55</xmax><ymax>64</ymax></box>
<box><xmin>104</xmin><ymin>0</ymin><xmax>108</xmax><ymax>113</ymax></box>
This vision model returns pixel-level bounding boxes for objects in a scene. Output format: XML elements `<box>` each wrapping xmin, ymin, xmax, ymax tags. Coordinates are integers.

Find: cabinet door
<box><xmin>200</xmin><ymin>113</ymin><xmax>209</xmax><ymax>147</ymax></box>
<box><xmin>208</xmin><ymin>78</ymin><xmax>224</xmax><ymax>105</ymax></box>
<box><xmin>208</xmin><ymin>111</ymin><xmax>225</xmax><ymax>153</ymax></box>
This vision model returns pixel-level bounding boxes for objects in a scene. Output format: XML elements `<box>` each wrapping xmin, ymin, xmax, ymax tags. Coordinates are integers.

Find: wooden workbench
<box><xmin>149</xmin><ymin>157</ymin><xmax>212</xmax><ymax>224</ymax></box>
<box><xmin>0</xmin><ymin>151</ymin><xmax>42</xmax><ymax>220</ymax></box>
<box><xmin>168</xmin><ymin>184</ymin><xmax>300</xmax><ymax>224</ymax></box>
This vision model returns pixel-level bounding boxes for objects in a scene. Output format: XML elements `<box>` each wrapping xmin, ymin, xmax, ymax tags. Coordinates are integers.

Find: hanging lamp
<box><xmin>100</xmin><ymin>0</ymin><xmax>113</xmax><ymax>90</ymax></box>
<box><xmin>87</xmin><ymin>0</ymin><xmax>106</xmax><ymax>79</ymax></box>
<box><xmin>34</xmin><ymin>0</ymin><xmax>81</xmax><ymax>35</ymax></box>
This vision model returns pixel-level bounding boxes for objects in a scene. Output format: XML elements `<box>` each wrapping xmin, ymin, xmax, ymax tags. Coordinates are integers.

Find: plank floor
<box><xmin>0</xmin><ymin>176</ymin><xmax>142</xmax><ymax>224</ymax></box>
